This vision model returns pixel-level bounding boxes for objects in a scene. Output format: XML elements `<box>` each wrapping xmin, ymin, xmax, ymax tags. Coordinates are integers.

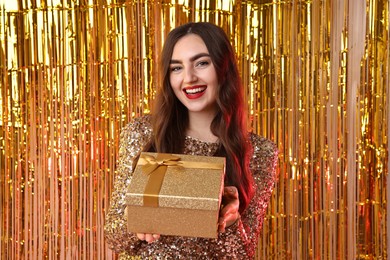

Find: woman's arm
<box><xmin>104</xmin><ymin>116</ymin><xmax>153</xmax><ymax>253</ymax></box>
<box><xmin>222</xmin><ymin>134</ymin><xmax>278</xmax><ymax>258</ymax></box>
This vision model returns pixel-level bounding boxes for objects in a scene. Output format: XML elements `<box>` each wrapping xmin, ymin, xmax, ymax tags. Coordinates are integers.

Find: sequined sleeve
<box><xmin>235</xmin><ymin>133</ymin><xmax>278</xmax><ymax>257</ymax></box>
<box><xmin>104</xmin><ymin>116</ymin><xmax>153</xmax><ymax>253</ymax></box>
<box><xmin>205</xmin><ymin>133</ymin><xmax>278</xmax><ymax>259</ymax></box>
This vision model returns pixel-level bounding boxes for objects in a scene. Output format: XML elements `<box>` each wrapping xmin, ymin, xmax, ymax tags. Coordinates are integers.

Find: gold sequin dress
<box><xmin>104</xmin><ymin>115</ymin><xmax>278</xmax><ymax>259</ymax></box>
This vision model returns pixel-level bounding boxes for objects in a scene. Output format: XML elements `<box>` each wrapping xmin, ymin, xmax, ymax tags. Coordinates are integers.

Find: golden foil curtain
<box><xmin>0</xmin><ymin>0</ymin><xmax>388</xmax><ymax>259</ymax></box>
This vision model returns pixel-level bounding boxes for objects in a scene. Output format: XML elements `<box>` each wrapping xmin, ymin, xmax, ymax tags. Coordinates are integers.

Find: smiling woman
<box><xmin>104</xmin><ymin>22</ymin><xmax>278</xmax><ymax>259</ymax></box>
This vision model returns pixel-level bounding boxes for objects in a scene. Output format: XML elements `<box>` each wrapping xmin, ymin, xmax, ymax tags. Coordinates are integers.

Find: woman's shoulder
<box><xmin>119</xmin><ymin>115</ymin><xmax>153</xmax><ymax>145</ymax></box>
<box><xmin>121</xmin><ymin>114</ymin><xmax>152</xmax><ymax>134</ymax></box>
<box><xmin>248</xmin><ymin>132</ymin><xmax>279</xmax><ymax>186</ymax></box>
<box><xmin>248</xmin><ymin>132</ymin><xmax>278</xmax><ymax>158</ymax></box>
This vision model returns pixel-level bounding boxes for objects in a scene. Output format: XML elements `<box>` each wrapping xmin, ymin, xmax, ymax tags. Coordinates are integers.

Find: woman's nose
<box><xmin>183</xmin><ymin>67</ymin><xmax>197</xmax><ymax>83</ymax></box>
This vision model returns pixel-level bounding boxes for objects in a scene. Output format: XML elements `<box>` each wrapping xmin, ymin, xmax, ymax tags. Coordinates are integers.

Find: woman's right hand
<box><xmin>136</xmin><ymin>233</ymin><xmax>160</xmax><ymax>243</ymax></box>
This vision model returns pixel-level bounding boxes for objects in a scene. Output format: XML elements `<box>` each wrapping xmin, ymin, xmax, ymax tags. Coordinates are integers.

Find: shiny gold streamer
<box><xmin>0</xmin><ymin>0</ymin><xmax>388</xmax><ymax>259</ymax></box>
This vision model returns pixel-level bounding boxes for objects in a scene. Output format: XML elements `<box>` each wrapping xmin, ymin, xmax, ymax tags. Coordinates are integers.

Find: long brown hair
<box><xmin>149</xmin><ymin>22</ymin><xmax>254</xmax><ymax>213</ymax></box>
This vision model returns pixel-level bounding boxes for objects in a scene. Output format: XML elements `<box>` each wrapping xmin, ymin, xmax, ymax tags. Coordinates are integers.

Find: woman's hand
<box><xmin>218</xmin><ymin>186</ymin><xmax>240</xmax><ymax>232</ymax></box>
<box><xmin>136</xmin><ymin>233</ymin><xmax>160</xmax><ymax>243</ymax></box>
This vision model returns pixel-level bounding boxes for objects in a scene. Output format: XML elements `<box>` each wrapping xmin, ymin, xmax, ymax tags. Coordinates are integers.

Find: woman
<box><xmin>104</xmin><ymin>22</ymin><xmax>278</xmax><ymax>259</ymax></box>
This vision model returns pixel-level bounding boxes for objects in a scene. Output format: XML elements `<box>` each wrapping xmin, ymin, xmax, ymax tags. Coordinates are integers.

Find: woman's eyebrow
<box><xmin>170</xmin><ymin>53</ymin><xmax>210</xmax><ymax>64</ymax></box>
<box><xmin>190</xmin><ymin>53</ymin><xmax>210</xmax><ymax>61</ymax></box>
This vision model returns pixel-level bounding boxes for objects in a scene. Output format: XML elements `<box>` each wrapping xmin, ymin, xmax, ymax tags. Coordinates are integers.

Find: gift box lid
<box><xmin>126</xmin><ymin>152</ymin><xmax>225</xmax><ymax>211</ymax></box>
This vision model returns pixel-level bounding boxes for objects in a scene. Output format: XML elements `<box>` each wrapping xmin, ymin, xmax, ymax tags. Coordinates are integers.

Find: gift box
<box><xmin>125</xmin><ymin>152</ymin><xmax>225</xmax><ymax>239</ymax></box>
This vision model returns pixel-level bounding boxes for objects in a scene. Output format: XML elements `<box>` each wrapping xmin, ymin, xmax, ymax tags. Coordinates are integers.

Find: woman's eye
<box><xmin>196</xmin><ymin>60</ymin><xmax>209</xmax><ymax>67</ymax></box>
<box><xmin>170</xmin><ymin>66</ymin><xmax>182</xmax><ymax>72</ymax></box>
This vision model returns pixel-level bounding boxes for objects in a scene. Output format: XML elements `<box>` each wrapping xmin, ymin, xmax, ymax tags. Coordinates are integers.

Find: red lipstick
<box><xmin>183</xmin><ymin>85</ymin><xmax>207</xmax><ymax>99</ymax></box>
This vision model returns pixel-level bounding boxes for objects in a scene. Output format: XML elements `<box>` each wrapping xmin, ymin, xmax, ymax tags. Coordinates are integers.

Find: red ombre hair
<box><xmin>148</xmin><ymin>22</ymin><xmax>254</xmax><ymax>213</ymax></box>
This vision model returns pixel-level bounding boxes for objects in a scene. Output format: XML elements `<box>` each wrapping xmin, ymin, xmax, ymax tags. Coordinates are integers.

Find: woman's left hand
<box><xmin>218</xmin><ymin>186</ymin><xmax>240</xmax><ymax>232</ymax></box>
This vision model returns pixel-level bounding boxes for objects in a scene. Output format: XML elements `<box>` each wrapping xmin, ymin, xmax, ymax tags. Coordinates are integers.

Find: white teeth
<box><xmin>185</xmin><ymin>87</ymin><xmax>206</xmax><ymax>94</ymax></box>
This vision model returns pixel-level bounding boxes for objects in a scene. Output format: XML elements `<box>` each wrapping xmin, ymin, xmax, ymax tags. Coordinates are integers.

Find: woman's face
<box><xmin>169</xmin><ymin>34</ymin><xmax>218</xmax><ymax>115</ymax></box>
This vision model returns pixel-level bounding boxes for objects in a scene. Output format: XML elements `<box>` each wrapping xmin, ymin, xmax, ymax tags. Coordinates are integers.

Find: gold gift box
<box><xmin>126</xmin><ymin>152</ymin><xmax>225</xmax><ymax>239</ymax></box>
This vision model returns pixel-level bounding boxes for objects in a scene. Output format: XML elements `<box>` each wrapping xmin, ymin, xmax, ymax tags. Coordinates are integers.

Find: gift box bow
<box><xmin>137</xmin><ymin>153</ymin><xmax>224</xmax><ymax>207</ymax></box>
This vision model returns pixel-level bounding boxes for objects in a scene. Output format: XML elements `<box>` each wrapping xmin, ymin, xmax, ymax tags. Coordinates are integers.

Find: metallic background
<box><xmin>0</xmin><ymin>0</ymin><xmax>388</xmax><ymax>259</ymax></box>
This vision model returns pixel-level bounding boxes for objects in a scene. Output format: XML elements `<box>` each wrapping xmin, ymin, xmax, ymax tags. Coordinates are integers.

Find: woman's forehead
<box><xmin>171</xmin><ymin>34</ymin><xmax>209</xmax><ymax>59</ymax></box>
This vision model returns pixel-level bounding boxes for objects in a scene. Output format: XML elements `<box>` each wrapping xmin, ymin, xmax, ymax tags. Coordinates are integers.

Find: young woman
<box><xmin>104</xmin><ymin>22</ymin><xmax>278</xmax><ymax>259</ymax></box>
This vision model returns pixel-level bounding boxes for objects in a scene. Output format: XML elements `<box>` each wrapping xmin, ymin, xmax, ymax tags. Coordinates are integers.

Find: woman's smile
<box><xmin>183</xmin><ymin>85</ymin><xmax>207</xmax><ymax>99</ymax></box>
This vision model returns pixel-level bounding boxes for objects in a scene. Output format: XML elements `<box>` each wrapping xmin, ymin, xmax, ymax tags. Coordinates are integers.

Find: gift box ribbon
<box><xmin>137</xmin><ymin>153</ymin><xmax>224</xmax><ymax>207</ymax></box>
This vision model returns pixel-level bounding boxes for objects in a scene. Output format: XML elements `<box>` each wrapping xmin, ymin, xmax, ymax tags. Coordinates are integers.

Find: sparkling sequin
<box><xmin>104</xmin><ymin>115</ymin><xmax>278</xmax><ymax>259</ymax></box>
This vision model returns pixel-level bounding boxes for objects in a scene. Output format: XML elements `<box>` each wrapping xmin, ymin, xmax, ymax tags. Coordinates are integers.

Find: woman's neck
<box><xmin>186</xmin><ymin>111</ymin><xmax>218</xmax><ymax>143</ymax></box>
